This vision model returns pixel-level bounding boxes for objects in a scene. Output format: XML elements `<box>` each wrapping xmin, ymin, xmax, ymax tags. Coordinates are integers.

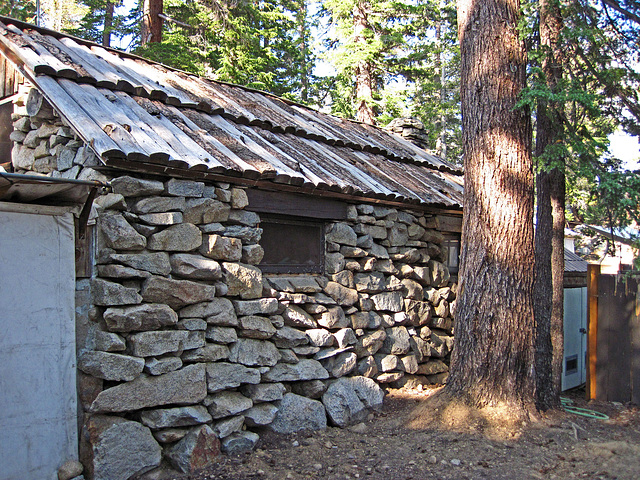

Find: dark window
<box><xmin>0</xmin><ymin>100</ymin><xmax>13</xmax><ymax>166</ymax></box>
<box><xmin>259</xmin><ymin>216</ymin><xmax>325</xmax><ymax>274</ymax></box>
<box><xmin>565</xmin><ymin>355</ymin><xmax>578</xmax><ymax>375</ymax></box>
<box><xmin>442</xmin><ymin>236</ymin><xmax>461</xmax><ymax>274</ymax></box>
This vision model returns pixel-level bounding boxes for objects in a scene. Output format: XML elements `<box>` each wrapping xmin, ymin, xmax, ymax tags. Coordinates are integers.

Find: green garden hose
<box><xmin>560</xmin><ymin>396</ymin><xmax>610</xmax><ymax>420</ymax></box>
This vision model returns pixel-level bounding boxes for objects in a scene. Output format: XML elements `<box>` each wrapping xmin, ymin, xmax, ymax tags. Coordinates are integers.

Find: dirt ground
<box><xmin>169</xmin><ymin>386</ymin><xmax>640</xmax><ymax>480</ymax></box>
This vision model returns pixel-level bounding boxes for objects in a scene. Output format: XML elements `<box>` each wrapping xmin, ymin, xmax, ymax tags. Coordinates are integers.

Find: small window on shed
<box><xmin>259</xmin><ymin>215</ymin><xmax>324</xmax><ymax>274</ymax></box>
<box><xmin>442</xmin><ymin>235</ymin><xmax>461</xmax><ymax>274</ymax></box>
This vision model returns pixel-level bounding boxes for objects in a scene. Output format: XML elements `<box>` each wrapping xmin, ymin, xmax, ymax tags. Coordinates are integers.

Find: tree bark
<box><xmin>353</xmin><ymin>0</ymin><xmax>376</xmax><ymax>125</ymax></box>
<box><xmin>141</xmin><ymin>0</ymin><xmax>163</xmax><ymax>45</ymax></box>
<box><xmin>446</xmin><ymin>0</ymin><xmax>536</xmax><ymax>414</ymax></box>
<box><xmin>534</xmin><ymin>0</ymin><xmax>565</xmax><ymax>411</ymax></box>
<box><xmin>102</xmin><ymin>1</ymin><xmax>114</xmax><ymax>48</ymax></box>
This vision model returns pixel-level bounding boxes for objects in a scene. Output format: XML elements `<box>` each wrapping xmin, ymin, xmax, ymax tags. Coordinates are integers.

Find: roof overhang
<box><xmin>0</xmin><ymin>171</ymin><xmax>109</xmax><ymax>235</ymax></box>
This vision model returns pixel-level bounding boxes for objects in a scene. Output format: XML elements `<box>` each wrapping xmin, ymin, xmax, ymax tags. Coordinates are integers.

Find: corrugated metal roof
<box><xmin>0</xmin><ymin>16</ymin><xmax>463</xmax><ymax>209</ymax></box>
<box><xmin>565</xmin><ymin>248</ymin><xmax>589</xmax><ymax>273</ymax></box>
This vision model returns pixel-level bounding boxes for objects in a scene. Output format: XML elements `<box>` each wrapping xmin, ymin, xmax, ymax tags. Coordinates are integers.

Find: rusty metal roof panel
<box><xmin>0</xmin><ymin>16</ymin><xmax>463</xmax><ymax>209</ymax></box>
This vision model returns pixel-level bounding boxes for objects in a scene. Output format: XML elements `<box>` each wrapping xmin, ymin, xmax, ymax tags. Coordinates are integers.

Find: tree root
<box><xmin>404</xmin><ymin>388</ymin><xmax>542</xmax><ymax>440</ymax></box>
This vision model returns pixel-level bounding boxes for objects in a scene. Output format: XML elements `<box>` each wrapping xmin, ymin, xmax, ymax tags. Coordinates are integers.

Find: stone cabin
<box><xmin>0</xmin><ymin>16</ymin><xmax>463</xmax><ymax>480</ymax></box>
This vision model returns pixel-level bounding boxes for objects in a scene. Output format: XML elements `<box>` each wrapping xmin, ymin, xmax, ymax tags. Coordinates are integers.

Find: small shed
<box><xmin>563</xmin><ymin>248</ymin><xmax>589</xmax><ymax>391</ymax></box>
<box><xmin>0</xmin><ymin>173</ymin><xmax>105</xmax><ymax>480</ymax></box>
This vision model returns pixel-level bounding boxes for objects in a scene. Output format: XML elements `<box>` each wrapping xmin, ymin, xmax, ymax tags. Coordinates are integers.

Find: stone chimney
<box><xmin>385</xmin><ymin>117</ymin><xmax>430</xmax><ymax>150</ymax></box>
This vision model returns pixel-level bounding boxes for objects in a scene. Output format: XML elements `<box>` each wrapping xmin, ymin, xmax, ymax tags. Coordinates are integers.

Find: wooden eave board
<box><xmin>0</xmin><ymin>177</ymin><xmax>91</xmax><ymax>204</ymax></box>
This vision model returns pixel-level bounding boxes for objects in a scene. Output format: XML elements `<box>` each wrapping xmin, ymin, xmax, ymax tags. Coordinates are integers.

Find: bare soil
<box><xmin>171</xmin><ymin>386</ymin><xmax>640</xmax><ymax>480</ymax></box>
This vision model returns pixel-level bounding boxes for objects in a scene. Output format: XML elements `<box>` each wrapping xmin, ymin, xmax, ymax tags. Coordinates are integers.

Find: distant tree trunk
<box><xmin>297</xmin><ymin>1</ymin><xmax>310</xmax><ymax>104</ymax></box>
<box><xmin>434</xmin><ymin>10</ymin><xmax>447</xmax><ymax>158</ymax></box>
<box><xmin>102</xmin><ymin>1</ymin><xmax>114</xmax><ymax>47</ymax></box>
<box><xmin>141</xmin><ymin>0</ymin><xmax>163</xmax><ymax>45</ymax></box>
<box><xmin>534</xmin><ymin>0</ymin><xmax>565</xmax><ymax>411</ymax></box>
<box><xmin>446</xmin><ymin>0</ymin><xmax>536</xmax><ymax>414</ymax></box>
<box><xmin>353</xmin><ymin>0</ymin><xmax>376</xmax><ymax>125</ymax></box>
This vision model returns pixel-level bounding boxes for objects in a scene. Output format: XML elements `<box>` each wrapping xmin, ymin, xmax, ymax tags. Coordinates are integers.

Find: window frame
<box><xmin>442</xmin><ymin>234</ymin><xmax>461</xmax><ymax>275</ymax></box>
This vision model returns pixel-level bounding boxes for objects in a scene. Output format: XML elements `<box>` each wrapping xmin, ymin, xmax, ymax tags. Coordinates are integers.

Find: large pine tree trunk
<box><xmin>141</xmin><ymin>0</ymin><xmax>163</xmax><ymax>45</ymax></box>
<box><xmin>534</xmin><ymin>0</ymin><xmax>565</xmax><ymax>411</ymax></box>
<box><xmin>446</xmin><ymin>0</ymin><xmax>536</xmax><ymax>413</ymax></box>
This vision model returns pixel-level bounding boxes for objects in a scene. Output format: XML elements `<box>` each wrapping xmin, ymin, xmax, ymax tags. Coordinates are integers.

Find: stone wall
<box><xmin>8</xmin><ymin>93</ymin><xmax>457</xmax><ymax>480</ymax></box>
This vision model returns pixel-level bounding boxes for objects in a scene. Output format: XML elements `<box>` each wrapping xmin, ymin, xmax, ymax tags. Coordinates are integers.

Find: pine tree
<box><xmin>533</xmin><ymin>0</ymin><xmax>565</xmax><ymax>412</ymax></box>
<box><xmin>446</xmin><ymin>0</ymin><xmax>537</xmax><ymax>417</ymax></box>
<box><xmin>66</xmin><ymin>0</ymin><xmax>127</xmax><ymax>47</ymax></box>
<box><xmin>128</xmin><ymin>0</ymin><xmax>317</xmax><ymax>99</ymax></box>
<box><xmin>321</xmin><ymin>0</ymin><xmax>462</xmax><ymax>161</ymax></box>
<box><xmin>39</xmin><ymin>0</ymin><xmax>87</xmax><ymax>31</ymax></box>
<box><xmin>0</xmin><ymin>0</ymin><xmax>36</xmax><ymax>22</ymax></box>
<box><xmin>522</xmin><ymin>0</ymin><xmax>640</xmax><ymax>408</ymax></box>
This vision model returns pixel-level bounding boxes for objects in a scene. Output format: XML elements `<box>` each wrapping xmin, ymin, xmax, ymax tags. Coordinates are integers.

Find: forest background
<box><xmin>1</xmin><ymin>0</ymin><xmax>639</xmax><ymax>246</ymax></box>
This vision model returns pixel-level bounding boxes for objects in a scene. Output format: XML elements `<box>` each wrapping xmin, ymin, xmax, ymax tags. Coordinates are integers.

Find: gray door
<box><xmin>0</xmin><ymin>209</ymin><xmax>78</xmax><ymax>480</ymax></box>
<box><xmin>562</xmin><ymin>286</ymin><xmax>588</xmax><ymax>391</ymax></box>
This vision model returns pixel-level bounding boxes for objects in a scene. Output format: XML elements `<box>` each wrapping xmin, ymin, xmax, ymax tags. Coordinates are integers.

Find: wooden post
<box><xmin>586</xmin><ymin>263</ymin><xmax>600</xmax><ymax>400</ymax></box>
